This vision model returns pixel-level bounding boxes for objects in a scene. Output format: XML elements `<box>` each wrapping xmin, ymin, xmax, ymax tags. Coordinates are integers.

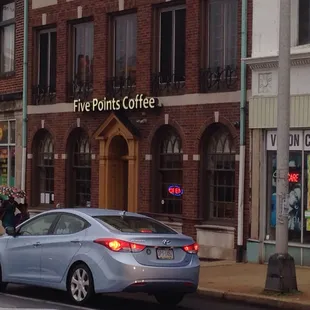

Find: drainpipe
<box><xmin>21</xmin><ymin>0</ymin><xmax>28</xmax><ymax>202</ymax></box>
<box><xmin>236</xmin><ymin>0</ymin><xmax>247</xmax><ymax>263</ymax></box>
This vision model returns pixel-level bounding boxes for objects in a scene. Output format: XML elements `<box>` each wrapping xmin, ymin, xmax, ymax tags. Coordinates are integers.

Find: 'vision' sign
<box><xmin>266</xmin><ymin>130</ymin><xmax>310</xmax><ymax>151</ymax></box>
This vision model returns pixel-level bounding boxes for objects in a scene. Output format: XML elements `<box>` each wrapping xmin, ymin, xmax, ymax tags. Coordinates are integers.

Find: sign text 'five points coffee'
<box><xmin>74</xmin><ymin>94</ymin><xmax>159</xmax><ymax>112</ymax></box>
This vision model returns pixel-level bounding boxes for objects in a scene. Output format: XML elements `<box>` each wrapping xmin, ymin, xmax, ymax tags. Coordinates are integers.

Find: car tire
<box><xmin>154</xmin><ymin>293</ymin><xmax>184</xmax><ymax>306</ymax></box>
<box><xmin>0</xmin><ymin>266</ymin><xmax>8</xmax><ymax>292</ymax></box>
<box><xmin>67</xmin><ymin>263</ymin><xmax>94</xmax><ymax>305</ymax></box>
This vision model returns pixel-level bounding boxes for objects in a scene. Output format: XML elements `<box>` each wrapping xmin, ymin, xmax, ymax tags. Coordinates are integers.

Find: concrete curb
<box><xmin>197</xmin><ymin>287</ymin><xmax>310</xmax><ymax>310</ymax></box>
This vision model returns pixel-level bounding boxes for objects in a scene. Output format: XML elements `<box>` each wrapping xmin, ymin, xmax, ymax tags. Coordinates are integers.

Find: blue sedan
<box><xmin>0</xmin><ymin>208</ymin><xmax>200</xmax><ymax>306</ymax></box>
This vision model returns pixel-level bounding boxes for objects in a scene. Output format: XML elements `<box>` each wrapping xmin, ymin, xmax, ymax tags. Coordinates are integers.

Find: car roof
<box><xmin>42</xmin><ymin>208</ymin><xmax>148</xmax><ymax>218</ymax></box>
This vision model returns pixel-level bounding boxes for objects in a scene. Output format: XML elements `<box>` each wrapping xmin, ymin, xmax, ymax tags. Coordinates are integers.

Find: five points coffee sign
<box><xmin>73</xmin><ymin>94</ymin><xmax>161</xmax><ymax>112</ymax></box>
<box><xmin>267</xmin><ymin>130</ymin><xmax>310</xmax><ymax>151</ymax></box>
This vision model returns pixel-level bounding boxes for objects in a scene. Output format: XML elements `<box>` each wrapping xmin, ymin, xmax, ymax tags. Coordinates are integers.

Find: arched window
<box><xmin>37</xmin><ymin>131</ymin><xmax>54</xmax><ymax>205</ymax></box>
<box><xmin>67</xmin><ymin>129</ymin><xmax>91</xmax><ymax>207</ymax></box>
<box><xmin>201</xmin><ymin>124</ymin><xmax>235</xmax><ymax>221</ymax></box>
<box><xmin>152</xmin><ymin>126</ymin><xmax>183</xmax><ymax>214</ymax></box>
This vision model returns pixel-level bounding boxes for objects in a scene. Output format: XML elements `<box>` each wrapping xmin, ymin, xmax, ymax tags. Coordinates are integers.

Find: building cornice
<box><xmin>244</xmin><ymin>52</ymin><xmax>310</xmax><ymax>70</ymax></box>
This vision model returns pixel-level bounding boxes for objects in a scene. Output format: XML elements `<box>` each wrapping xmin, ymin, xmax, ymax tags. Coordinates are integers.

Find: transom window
<box><xmin>153</xmin><ymin>126</ymin><xmax>183</xmax><ymax>214</ymax></box>
<box><xmin>207</xmin><ymin>0</ymin><xmax>238</xmax><ymax>69</ymax></box>
<box><xmin>0</xmin><ymin>1</ymin><xmax>15</xmax><ymax>74</ymax></box>
<box><xmin>38</xmin><ymin>132</ymin><xmax>54</xmax><ymax>205</ymax></box>
<box><xmin>201</xmin><ymin>124</ymin><xmax>235</xmax><ymax>221</ymax></box>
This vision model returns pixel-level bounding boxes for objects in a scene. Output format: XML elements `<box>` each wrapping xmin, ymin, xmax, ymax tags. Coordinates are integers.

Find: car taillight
<box><xmin>183</xmin><ymin>242</ymin><xmax>199</xmax><ymax>254</ymax></box>
<box><xmin>94</xmin><ymin>238</ymin><xmax>146</xmax><ymax>253</ymax></box>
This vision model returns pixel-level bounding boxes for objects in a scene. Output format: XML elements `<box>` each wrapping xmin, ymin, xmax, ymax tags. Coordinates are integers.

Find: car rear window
<box><xmin>93</xmin><ymin>215</ymin><xmax>177</xmax><ymax>234</ymax></box>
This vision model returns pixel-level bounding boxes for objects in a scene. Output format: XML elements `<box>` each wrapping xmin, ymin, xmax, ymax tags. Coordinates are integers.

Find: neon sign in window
<box><xmin>168</xmin><ymin>185</ymin><xmax>183</xmax><ymax>197</ymax></box>
<box><xmin>288</xmin><ymin>173</ymin><xmax>299</xmax><ymax>183</ymax></box>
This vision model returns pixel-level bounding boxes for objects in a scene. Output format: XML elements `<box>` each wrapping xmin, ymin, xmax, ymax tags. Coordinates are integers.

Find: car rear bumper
<box><xmin>90</xmin><ymin>253</ymin><xmax>200</xmax><ymax>294</ymax></box>
<box><xmin>123</xmin><ymin>280</ymin><xmax>197</xmax><ymax>293</ymax></box>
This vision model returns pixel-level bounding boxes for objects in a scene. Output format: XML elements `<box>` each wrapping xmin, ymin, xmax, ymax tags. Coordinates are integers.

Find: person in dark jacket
<box><xmin>0</xmin><ymin>196</ymin><xmax>20</xmax><ymax>229</ymax></box>
<box><xmin>15</xmin><ymin>203</ymin><xmax>30</xmax><ymax>226</ymax></box>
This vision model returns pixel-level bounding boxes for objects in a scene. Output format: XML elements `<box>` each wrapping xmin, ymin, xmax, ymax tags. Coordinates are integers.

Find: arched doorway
<box><xmin>94</xmin><ymin>113</ymin><xmax>139</xmax><ymax>212</ymax></box>
<box><xmin>107</xmin><ymin>135</ymin><xmax>129</xmax><ymax>211</ymax></box>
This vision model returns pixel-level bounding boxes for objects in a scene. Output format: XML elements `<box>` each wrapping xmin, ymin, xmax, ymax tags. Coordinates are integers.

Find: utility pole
<box><xmin>265</xmin><ymin>0</ymin><xmax>298</xmax><ymax>293</ymax></box>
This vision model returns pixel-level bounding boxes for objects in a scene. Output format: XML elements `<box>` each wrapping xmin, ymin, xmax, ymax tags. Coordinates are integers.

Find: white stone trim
<box><xmin>61</xmin><ymin>154</ymin><xmax>67</xmax><ymax>160</ymax></box>
<box><xmin>193</xmin><ymin>154</ymin><xmax>200</xmax><ymax>161</ymax></box>
<box><xmin>42</xmin><ymin>13</ymin><xmax>47</xmax><ymax>25</ymax></box>
<box><xmin>245</xmin><ymin>50</ymin><xmax>310</xmax><ymax>71</ymax></box>
<box><xmin>164</xmin><ymin>114</ymin><xmax>169</xmax><ymax>124</ymax></box>
<box><xmin>118</xmin><ymin>0</ymin><xmax>124</xmax><ymax>11</ymax></box>
<box><xmin>27</xmin><ymin>154</ymin><xmax>33</xmax><ymax>159</ymax></box>
<box><xmin>77</xmin><ymin>6</ymin><xmax>82</xmax><ymax>19</ymax></box>
<box><xmin>54</xmin><ymin>154</ymin><xmax>58</xmax><ymax>159</ymax></box>
<box><xmin>145</xmin><ymin>154</ymin><xmax>152</xmax><ymax>161</ymax></box>
<box><xmin>91</xmin><ymin>154</ymin><xmax>96</xmax><ymax>160</ymax></box>
<box><xmin>183</xmin><ymin>154</ymin><xmax>188</xmax><ymax>161</ymax></box>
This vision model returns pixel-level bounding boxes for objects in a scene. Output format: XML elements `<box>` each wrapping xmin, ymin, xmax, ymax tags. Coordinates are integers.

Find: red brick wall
<box><xmin>0</xmin><ymin>0</ymin><xmax>23</xmax><ymax>95</ymax></box>
<box><xmin>27</xmin><ymin>0</ymin><xmax>253</xmax><ymax>247</ymax></box>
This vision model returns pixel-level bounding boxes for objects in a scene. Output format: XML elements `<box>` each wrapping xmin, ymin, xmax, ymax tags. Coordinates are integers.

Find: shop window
<box><xmin>299</xmin><ymin>0</ymin><xmax>310</xmax><ymax>45</ymax></box>
<box><xmin>266</xmin><ymin>152</ymin><xmax>302</xmax><ymax>243</ymax></box>
<box><xmin>0</xmin><ymin>120</ymin><xmax>15</xmax><ymax>187</ymax></box>
<box><xmin>200</xmin><ymin>124</ymin><xmax>235</xmax><ymax>221</ymax></box>
<box><xmin>69</xmin><ymin>21</ymin><xmax>94</xmax><ymax>101</ymax></box>
<box><xmin>33</xmin><ymin>29</ymin><xmax>57</xmax><ymax>105</ymax></box>
<box><xmin>37</xmin><ymin>131</ymin><xmax>54</xmax><ymax>205</ymax></box>
<box><xmin>152</xmin><ymin>125</ymin><xmax>183</xmax><ymax>214</ymax></box>
<box><xmin>67</xmin><ymin>128</ymin><xmax>91</xmax><ymax>208</ymax></box>
<box><xmin>0</xmin><ymin>1</ymin><xmax>15</xmax><ymax>74</ymax></box>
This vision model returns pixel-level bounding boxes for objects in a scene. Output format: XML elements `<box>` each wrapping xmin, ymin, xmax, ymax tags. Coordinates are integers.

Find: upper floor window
<box><xmin>159</xmin><ymin>6</ymin><xmax>186</xmax><ymax>83</ymax></box>
<box><xmin>70</xmin><ymin>22</ymin><xmax>94</xmax><ymax>101</ymax></box>
<box><xmin>299</xmin><ymin>0</ymin><xmax>310</xmax><ymax>45</ymax></box>
<box><xmin>0</xmin><ymin>1</ymin><xmax>15</xmax><ymax>74</ymax></box>
<box><xmin>114</xmin><ymin>14</ymin><xmax>137</xmax><ymax>81</ymax></box>
<box><xmin>33</xmin><ymin>29</ymin><xmax>57</xmax><ymax>105</ymax></box>
<box><xmin>72</xmin><ymin>22</ymin><xmax>94</xmax><ymax>85</ymax></box>
<box><xmin>208</xmin><ymin>0</ymin><xmax>238</xmax><ymax>69</ymax></box>
<box><xmin>38</xmin><ymin>29</ymin><xmax>57</xmax><ymax>92</ymax></box>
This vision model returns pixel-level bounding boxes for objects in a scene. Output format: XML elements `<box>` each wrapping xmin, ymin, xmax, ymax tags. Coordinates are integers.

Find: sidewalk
<box><xmin>198</xmin><ymin>260</ymin><xmax>310</xmax><ymax>309</ymax></box>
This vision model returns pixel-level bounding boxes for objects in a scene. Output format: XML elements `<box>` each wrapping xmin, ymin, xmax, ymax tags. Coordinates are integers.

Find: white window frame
<box><xmin>158</xmin><ymin>5</ymin><xmax>186</xmax><ymax>83</ymax></box>
<box><xmin>113</xmin><ymin>13</ymin><xmax>137</xmax><ymax>79</ymax></box>
<box><xmin>0</xmin><ymin>119</ymin><xmax>16</xmax><ymax>187</ymax></box>
<box><xmin>37</xmin><ymin>28</ymin><xmax>56</xmax><ymax>86</ymax></box>
<box><xmin>207</xmin><ymin>0</ymin><xmax>238</xmax><ymax>68</ymax></box>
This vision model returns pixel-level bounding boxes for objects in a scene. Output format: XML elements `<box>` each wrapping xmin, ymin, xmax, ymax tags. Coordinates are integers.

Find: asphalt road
<box><xmin>0</xmin><ymin>284</ymin><xmax>279</xmax><ymax>310</ymax></box>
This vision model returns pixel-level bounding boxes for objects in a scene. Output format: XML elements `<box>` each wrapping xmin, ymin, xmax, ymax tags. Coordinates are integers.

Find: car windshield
<box><xmin>93</xmin><ymin>215</ymin><xmax>177</xmax><ymax>234</ymax></box>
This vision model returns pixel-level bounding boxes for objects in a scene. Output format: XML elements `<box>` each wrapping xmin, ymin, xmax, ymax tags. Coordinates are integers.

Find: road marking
<box><xmin>0</xmin><ymin>293</ymin><xmax>95</xmax><ymax>310</ymax></box>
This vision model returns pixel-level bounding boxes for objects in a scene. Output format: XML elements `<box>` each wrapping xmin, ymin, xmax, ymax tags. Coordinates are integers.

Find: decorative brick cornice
<box><xmin>244</xmin><ymin>52</ymin><xmax>310</xmax><ymax>70</ymax></box>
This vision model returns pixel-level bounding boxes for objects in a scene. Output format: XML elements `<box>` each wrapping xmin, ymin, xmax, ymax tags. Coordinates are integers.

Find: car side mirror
<box><xmin>5</xmin><ymin>226</ymin><xmax>16</xmax><ymax>237</ymax></box>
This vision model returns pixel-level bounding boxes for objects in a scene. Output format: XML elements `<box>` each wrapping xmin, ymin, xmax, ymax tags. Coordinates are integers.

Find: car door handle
<box><xmin>33</xmin><ymin>242</ymin><xmax>41</xmax><ymax>247</ymax></box>
<box><xmin>71</xmin><ymin>240</ymin><xmax>81</xmax><ymax>244</ymax></box>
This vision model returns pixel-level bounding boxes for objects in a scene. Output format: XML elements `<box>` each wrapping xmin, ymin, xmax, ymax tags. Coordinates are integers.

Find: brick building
<box><xmin>27</xmin><ymin>0</ymin><xmax>252</xmax><ymax>260</ymax></box>
<box><xmin>0</xmin><ymin>0</ymin><xmax>23</xmax><ymax>190</ymax></box>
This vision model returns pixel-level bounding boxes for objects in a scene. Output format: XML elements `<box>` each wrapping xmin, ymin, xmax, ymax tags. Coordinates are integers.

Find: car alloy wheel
<box><xmin>68</xmin><ymin>264</ymin><xmax>94</xmax><ymax>305</ymax></box>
